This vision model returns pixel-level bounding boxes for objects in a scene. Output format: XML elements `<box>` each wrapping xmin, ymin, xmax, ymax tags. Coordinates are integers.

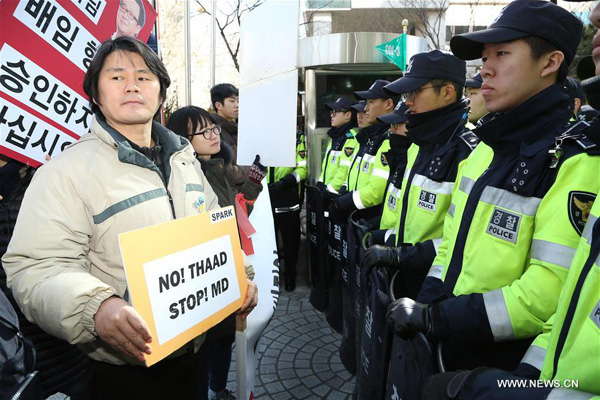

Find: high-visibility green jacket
<box><xmin>384</xmin><ymin>100</ymin><xmax>476</xmax><ymax>277</ymax></box>
<box><xmin>318</xmin><ymin>125</ymin><xmax>358</xmax><ymax>192</ymax></box>
<box><xmin>534</xmin><ymin>192</ymin><xmax>600</xmax><ymax>396</ymax></box>
<box><xmin>393</xmin><ymin>107</ymin><xmax>477</xmax><ymax>248</ymax></box>
<box><xmin>343</xmin><ymin>123</ymin><xmax>391</xmax><ymax>210</ymax></box>
<box><xmin>421</xmin><ymin>86</ymin><xmax>600</xmax><ymax>350</ymax></box>
<box><xmin>378</xmin><ymin>135</ymin><xmax>412</xmax><ymax>231</ymax></box>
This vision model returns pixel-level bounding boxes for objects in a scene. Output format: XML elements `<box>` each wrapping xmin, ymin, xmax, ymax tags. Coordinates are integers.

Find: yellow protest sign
<box><xmin>118</xmin><ymin>206</ymin><xmax>247</xmax><ymax>366</ymax></box>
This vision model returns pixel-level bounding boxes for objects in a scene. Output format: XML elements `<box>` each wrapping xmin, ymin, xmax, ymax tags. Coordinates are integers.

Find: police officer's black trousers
<box><xmin>273</xmin><ymin>209</ymin><xmax>301</xmax><ymax>284</ymax></box>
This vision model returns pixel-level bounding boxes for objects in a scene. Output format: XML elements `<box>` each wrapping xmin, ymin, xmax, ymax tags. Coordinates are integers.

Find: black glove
<box><xmin>248</xmin><ymin>155</ymin><xmax>267</xmax><ymax>184</ymax></box>
<box><xmin>316</xmin><ymin>181</ymin><xmax>327</xmax><ymax>195</ymax></box>
<box><xmin>329</xmin><ymin>192</ymin><xmax>357</xmax><ymax>222</ymax></box>
<box><xmin>279</xmin><ymin>173</ymin><xmax>297</xmax><ymax>188</ymax></box>
<box><xmin>386</xmin><ymin>297</ymin><xmax>433</xmax><ymax>339</ymax></box>
<box><xmin>422</xmin><ymin>371</ymin><xmax>469</xmax><ymax>400</ymax></box>
<box><xmin>363</xmin><ymin>245</ymin><xmax>402</xmax><ymax>275</ymax></box>
<box><xmin>268</xmin><ymin>181</ymin><xmax>284</xmax><ymax>194</ymax></box>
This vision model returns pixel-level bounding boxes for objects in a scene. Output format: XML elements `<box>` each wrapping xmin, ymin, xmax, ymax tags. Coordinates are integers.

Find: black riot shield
<box><xmin>356</xmin><ymin>267</ymin><xmax>391</xmax><ymax>400</ymax></box>
<box><xmin>325</xmin><ymin>214</ymin><xmax>344</xmax><ymax>334</ymax></box>
<box><xmin>350</xmin><ymin>207</ymin><xmax>378</xmax><ymax>376</ymax></box>
<box><xmin>384</xmin><ymin>272</ymin><xmax>440</xmax><ymax>400</ymax></box>
<box><xmin>339</xmin><ymin>211</ymin><xmax>369</xmax><ymax>375</ymax></box>
<box><xmin>307</xmin><ymin>186</ymin><xmax>328</xmax><ymax>312</ymax></box>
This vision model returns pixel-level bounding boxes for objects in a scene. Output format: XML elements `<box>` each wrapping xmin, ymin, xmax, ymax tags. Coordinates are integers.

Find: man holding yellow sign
<box><xmin>3</xmin><ymin>36</ymin><xmax>257</xmax><ymax>400</ymax></box>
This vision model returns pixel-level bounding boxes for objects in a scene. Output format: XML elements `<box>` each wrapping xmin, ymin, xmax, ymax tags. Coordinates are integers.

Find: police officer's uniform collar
<box><xmin>475</xmin><ymin>83</ymin><xmax>571</xmax><ymax>152</ymax></box>
<box><xmin>327</xmin><ymin>121</ymin><xmax>354</xmax><ymax>139</ymax></box>
<box><xmin>406</xmin><ymin>99</ymin><xmax>469</xmax><ymax>148</ymax></box>
<box><xmin>356</xmin><ymin>122</ymin><xmax>389</xmax><ymax>143</ymax></box>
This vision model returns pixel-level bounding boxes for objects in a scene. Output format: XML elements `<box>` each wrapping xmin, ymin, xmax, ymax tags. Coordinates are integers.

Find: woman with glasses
<box><xmin>166</xmin><ymin>106</ymin><xmax>266</xmax><ymax>400</ymax></box>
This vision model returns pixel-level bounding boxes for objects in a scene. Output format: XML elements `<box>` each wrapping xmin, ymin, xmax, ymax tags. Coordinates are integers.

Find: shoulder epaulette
<box><xmin>576</xmin><ymin>136</ymin><xmax>597</xmax><ymax>151</ymax></box>
<box><xmin>346</xmin><ymin>131</ymin><xmax>355</xmax><ymax>138</ymax></box>
<box><xmin>459</xmin><ymin>130</ymin><xmax>479</xmax><ymax>151</ymax></box>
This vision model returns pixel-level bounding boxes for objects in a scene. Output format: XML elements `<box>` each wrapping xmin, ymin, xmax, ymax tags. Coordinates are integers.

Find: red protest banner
<box><xmin>0</xmin><ymin>0</ymin><xmax>157</xmax><ymax>167</ymax></box>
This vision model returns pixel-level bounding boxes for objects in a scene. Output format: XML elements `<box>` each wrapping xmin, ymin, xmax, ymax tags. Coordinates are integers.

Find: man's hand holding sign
<box><xmin>118</xmin><ymin>206</ymin><xmax>254</xmax><ymax>366</ymax></box>
<box><xmin>94</xmin><ymin>296</ymin><xmax>153</xmax><ymax>362</ymax></box>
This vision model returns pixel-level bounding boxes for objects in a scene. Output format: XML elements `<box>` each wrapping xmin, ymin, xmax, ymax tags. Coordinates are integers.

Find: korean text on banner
<box><xmin>376</xmin><ymin>34</ymin><xmax>407</xmax><ymax>71</ymax></box>
<box><xmin>118</xmin><ymin>206</ymin><xmax>248</xmax><ymax>367</ymax></box>
<box><xmin>0</xmin><ymin>0</ymin><xmax>156</xmax><ymax>166</ymax></box>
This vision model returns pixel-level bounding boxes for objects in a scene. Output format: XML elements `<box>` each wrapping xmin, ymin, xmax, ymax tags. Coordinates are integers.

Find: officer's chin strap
<box><xmin>445</xmin><ymin>99</ymin><xmax>471</xmax><ymax>145</ymax></box>
<box><xmin>548</xmin><ymin>120</ymin><xmax>590</xmax><ymax>169</ymax></box>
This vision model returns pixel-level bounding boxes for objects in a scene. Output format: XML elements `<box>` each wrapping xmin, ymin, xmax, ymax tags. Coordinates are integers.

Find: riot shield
<box><xmin>325</xmin><ymin>215</ymin><xmax>344</xmax><ymax>334</ymax></box>
<box><xmin>339</xmin><ymin>211</ymin><xmax>369</xmax><ymax>375</ymax></box>
<box><xmin>356</xmin><ymin>267</ymin><xmax>391</xmax><ymax>400</ymax></box>
<box><xmin>351</xmin><ymin>208</ymin><xmax>378</xmax><ymax>377</ymax></box>
<box><xmin>307</xmin><ymin>186</ymin><xmax>328</xmax><ymax>311</ymax></box>
<box><xmin>384</xmin><ymin>271</ymin><xmax>440</xmax><ymax>400</ymax></box>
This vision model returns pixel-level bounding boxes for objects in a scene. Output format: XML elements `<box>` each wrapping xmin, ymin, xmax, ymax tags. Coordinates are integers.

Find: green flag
<box><xmin>376</xmin><ymin>34</ymin><xmax>407</xmax><ymax>71</ymax></box>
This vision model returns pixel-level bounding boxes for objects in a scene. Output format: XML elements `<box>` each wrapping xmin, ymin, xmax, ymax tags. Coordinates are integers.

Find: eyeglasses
<box><xmin>401</xmin><ymin>85</ymin><xmax>446</xmax><ymax>103</ymax></box>
<box><xmin>330</xmin><ymin>110</ymin><xmax>349</xmax><ymax>117</ymax></box>
<box><xmin>191</xmin><ymin>124</ymin><xmax>221</xmax><ymax>139</ymax></box>
<box><xmin>119</xmin><ymin>3</ymin><xmax>139</xmax><ymax>23</ymax></box>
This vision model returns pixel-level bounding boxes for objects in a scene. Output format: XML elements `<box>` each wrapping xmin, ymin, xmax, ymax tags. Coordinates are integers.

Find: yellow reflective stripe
<box><xmin>448</xmin><ymin>203</ymin><xmax>455</xmax><ymax>217</ymax></box>
<box><xmin>372</xmin><ymin>168</ymin><xmax>390</xmax><ymax>180</ymax></box>
<box><xmin>520</xmin><ymin>344</ymin><xmax>546</xmax><ymax>371</ymax></box>
<box><xmin>583</xmin><ymin>213</ymin><xmax>597</xmax><ymax>244</ymax></box>
<box><xmin>427</xmin><ymin>264</ymin><xmax>443</xmax><ymax>279</ymax></box>
<box><xmin>483</xmin><ymin>289</ymin><xmax>515</xmax><ymax>342</ymax></box>
<box><xmin>353</xmin><ymin>190</ymin><xmax>366</xmax><ymax>210</ymax></box>
<box><xmin>412</xmin><ymin>174</ymin><xmax>454</xmax><ymax>195</ymax></box>
<box><xmin>547</xmin><ymin>389</ymin><xmax>595</xmax><ymax>400</ymax></box>
<box><xmin>480</xmin><ymin>187</ymin><xmax>542</xmax><ymax>216</ymax></box>
<box><xmin>530</xmin><ymin>240</ymin><xmax>576</xmax><ymax>269</ymax></box>
<box><xmin>459</xmin><ymin>176</ymin><xmax>475</xmax><ymax>194</ymax></box>
<box><xmin>297</xmin><ymin>160</ymin><xmax>307</xmax><ymax>166</ymax></box>
<box><xmin>340</xmin><ymin>159</ymin><xmax>352</xmax><ymax>167</ymax></box>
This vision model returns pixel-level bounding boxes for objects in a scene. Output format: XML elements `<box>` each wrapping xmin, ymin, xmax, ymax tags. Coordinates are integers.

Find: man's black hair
<box><xmin>166</xmin><ymin>106</ymin><xmax>217</xmax><ymax>140</ymax></box>
<box><xmin>429</xmin><ymin>78</ymin><xmax>464</xmax><ymax>103</ymax></box>
<box><xmin>120</xmin><ymin>0</ymin><xmax>146</xmax><ymax>27</ymax></box>
<box><xmin>210</xmin><ymin>83</ymin><xmax>239</xmax><ymax>111</ymax></box>
<box><xmin>521</xmin><ymin>36</ymin><xmax>568</xmax><ymax>82</ymax></box>
<box><xmin>83</xmin><ymin>36</ymin><xmax>170</xmax><ymax>115</ymax></box>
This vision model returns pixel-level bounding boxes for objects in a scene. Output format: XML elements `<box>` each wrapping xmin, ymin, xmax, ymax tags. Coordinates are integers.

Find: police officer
<box><xmin>362</xmin><ymin>50</ymin><xmax>477</xmax><ymax>299</ymax></box>
<box><xmin>465</xmin><ymin>73</ymin><xmax>487</xmax><ymax>126</ymax></box>
<box><xmin>420</xmin><ymin>0</ymin><xmax>600</xmax><ymax>396</ymax></box>
<box><xmin>369</xmin><ymin>102</ymin><xmax>411</xmax><ymax>244</ymax></box>
<box><xmin>318</xmin><ymin>97</ymin><xmax>359</xmax><ymax>195</ymax></box>
<box><xmin>268</xmin><ymin>130</ymin><xmax>307</xmax><ymax>291</ymax></box>
<box><xmin>387</xmin><ymin>0</ymin><xmax>600</xmax><ymax>376</ymax></box>
<box><xmin>422</xmin><ymin>118</ymin><xmax>600</xmax><ymax>400</ymax></box>
<box><xmin>326</xmin><ymin>101</ymin><xmax>369</xmax><ymax>191</ymax></box>
<box><xmin>329</xmin><ymin>80</ymin><xmax>396</xmax><ymax>221</ymax></box>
